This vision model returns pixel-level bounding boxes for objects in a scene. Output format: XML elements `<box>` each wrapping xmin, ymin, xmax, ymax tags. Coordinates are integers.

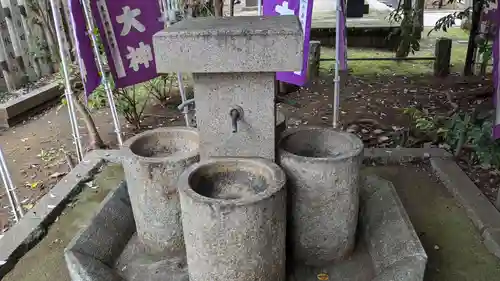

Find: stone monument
<box><xmin>64</xmin><ymin>15</ymin><xmax>427</xmax><ymax>281</ymax></box>
<box><xmin>153</xmin><ymin>15</ymin><xmax>303</xmax><ymax>161</ymax></box>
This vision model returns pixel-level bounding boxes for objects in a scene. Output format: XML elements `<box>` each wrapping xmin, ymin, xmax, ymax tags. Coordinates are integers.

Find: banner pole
<box><xmin>333</xmin><ymin>0</ymin><xmax>341</xmax><ymax>129</ymax></box>
<box><xmin>0</xmin><ymin>147</ymin><xmax>23</xmax><ymax>221</ymax></box>
<box><xmin>81</xmin><ymin>0</ymin><xmax>123</xmax><ymax>146</ymax></box>
<box><xmin>50</xmin><ymin>0</ymin><xmax>84</xmax><ymax>161</ymax></box>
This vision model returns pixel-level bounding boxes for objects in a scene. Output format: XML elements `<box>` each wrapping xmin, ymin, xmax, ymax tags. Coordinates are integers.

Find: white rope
<box><xmin>0</xmin><ymin>147</ymin><xmax>23</xmax><ymax>222</ymax></box>
<box><xmin>81</xmin><ymin>0</ymin><xmax>123</xmax><ymax>146</ymax></box>
<box><xmin>50</xmin><ymin>0</ymin><xmax>84</xmax><ymax>161</ymax></box>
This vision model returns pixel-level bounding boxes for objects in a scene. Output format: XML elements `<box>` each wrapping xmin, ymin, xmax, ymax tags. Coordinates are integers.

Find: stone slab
<box><xmin>363</xmin><ymin>147</ymin><xmax>452</xmax><ymax>164</ymax></box>
<box><xmin>0</xmin><ymin>82</ymin><xmax>62</xmax><ymax>128</ymax></box>
<box><xmin>65</xmin><ymin>182</ymin><xmax>135</xmax><ymax>281</ymax></box>
<box><xmin>194</xmin><ymin>72</ymin><xmax>276</xmax><ymax>160</ymax></box>
<box><xmin>360</xmin><ymin>175</ymin><xmax>427</xmax><ymax>277</ymax></box>
<box><xmin>153</xmin><ymin>16</ymin><xmax>303</xmax><ymax>73</ymax></box>
<box><xmin>430</xmin><ymin>158</ymin><xmax>500</xmax><ymax>259</ymax></box>
<box><xmin>63</xmin><ymin>174</ymin><xmax>426</xmax><ymax>281</ymax></box>
<box><xmin>0</xmin><ymin>150</ymin><xmax>108</xmax><ymax>277</ymax></box>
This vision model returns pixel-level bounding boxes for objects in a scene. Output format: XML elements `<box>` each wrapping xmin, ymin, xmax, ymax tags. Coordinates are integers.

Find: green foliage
<box><xmin>144</xmin><ymin>74</ymin><xmax>175</xmax><ymax>106</ymax></box>
<box><xmin>404</xmin><ymin>107</ymin><xmax>500</xmax><ymax>168</ymax></box>
<box><xmin>388</xmin><ymin>2</ymin><xmax>422</xmax><ymax>57</ymax></box>
<box><xmin>93</xmin><ymin>75</ymin><xmax>151</xmax><ymax>130</ymax></box>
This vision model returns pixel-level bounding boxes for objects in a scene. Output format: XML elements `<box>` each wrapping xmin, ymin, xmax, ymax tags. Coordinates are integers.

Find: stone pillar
<box><xmin>307</xmin><ymin>40</ymin><xmax>321</xmax><ymax>80</ymax></box>
<box><xmin>153</xmin><ymin>16</ymin><xmax>303</xmax><ymax>161</ymax></box>
<box><xmin>177</xmin><ymin>157</ymin><xmax>287</xmax><ymax>281</ymax></box>
<box><xmin>278</xmin><ymin>127</ymin><xmax>363</xmax><ymax>266</ymax></box>
<box><xmin>121</xmin><ymin>127</ymin><xmax>199</xmax><ymax>253</ymax></box>
<box><xmin>434</xmin><ymin>38</ymin><xmax>452</xmax><ymax>77</ymax></box>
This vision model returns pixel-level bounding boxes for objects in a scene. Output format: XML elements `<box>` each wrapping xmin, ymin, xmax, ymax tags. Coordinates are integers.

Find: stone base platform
<box><xmin>64</xmin><ymin>175</ymin><xmax>426</xmax><ymax>281</ymax></box>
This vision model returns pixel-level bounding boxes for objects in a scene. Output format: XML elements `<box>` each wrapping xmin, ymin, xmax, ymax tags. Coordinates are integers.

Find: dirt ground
<box><xmin>0</xmin><ymin>71</ymin><xmax>498</xmax><ymax>232</ymax></box>
<box><xmin>0</xmin><ymin>97</ymin><xmax>185</xmax><ymax>232</ymax></box>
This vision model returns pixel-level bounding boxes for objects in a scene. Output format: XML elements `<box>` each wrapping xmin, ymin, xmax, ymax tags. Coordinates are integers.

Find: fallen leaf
<box><xmin>49</xmin><ymin>172</ymin><xmax>66</xmax><ymax>179</ymax></box>
<box><xmin>23</xmin><ymin>204</ymin><xmax>34</xmax><ymax>210</ymax></box>
<box><xmin>47</xmin><ymin>205</ymin><xmax>56</xmax><ymax>209</ymax></box>
<box><xmin>378</xmin><ymin>136</ymin><xmax>390</xmax><ymax>143</ymax></box>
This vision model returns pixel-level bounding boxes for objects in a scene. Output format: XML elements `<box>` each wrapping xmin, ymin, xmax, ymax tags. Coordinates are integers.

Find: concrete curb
<box><xmin>365</xmin><ymin>147</ymin><xmax>500</xmax><ymax>260</ymax></box>
<box><xmin>0</xmin><ymin>82</ymin><xmax>62</xmax><ymax>128</ymax></box>
<box><xmin>430</xmin><ymin>158</ymin><xmax>500</xmax><ymax>260</ymax></box>
<box><xmin>0</xmin><ymin>150</ymin><xmax>113</xmax><ymax>278</ymax></box>
<box><xmin>363</xmin><ymin>147</ymin><xmax>453</xmax><ymax>163</ymax></box>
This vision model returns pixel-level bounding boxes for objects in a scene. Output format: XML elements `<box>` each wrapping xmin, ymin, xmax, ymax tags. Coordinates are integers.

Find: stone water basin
<box><xmin>65</xmin><ymin>173</ymin><xmax>426</xmax><ymax>281</ymax></box>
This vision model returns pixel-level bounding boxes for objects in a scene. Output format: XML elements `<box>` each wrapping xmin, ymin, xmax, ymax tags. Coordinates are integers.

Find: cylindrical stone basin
<box><xmin>178</xmin><ymin>158</ymin><xmax>287</xmax><ymax>281</ymax></box>
<box><xmin>121</xmin><ymin>127</ymin><xmax>199</xmax><ymax>253</ymax></box>
<box><xmin>278</xmin><ymin>127</ymin><xmax>363</xmax><ymax>266</ymax></box>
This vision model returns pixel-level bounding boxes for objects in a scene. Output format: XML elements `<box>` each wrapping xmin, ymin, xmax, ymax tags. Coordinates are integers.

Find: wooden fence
<box><xmin>0</xmin><ymin>0</ymin><xmax>75</xmax><ymax>93</ymax></box>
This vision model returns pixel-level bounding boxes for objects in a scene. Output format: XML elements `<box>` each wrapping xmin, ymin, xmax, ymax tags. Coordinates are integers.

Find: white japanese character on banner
<box><xmin>116</xmin><ymin>6</ymin><xmax>146</xmax><ymax>36</ymax></box>
<box><xmin>275</xmin><ymin>1</ymin><xmax>294</xmax><ymax>15</ymax></box>
<box><xmin>126</xmin><ymin>42</ymin><xmax>153</xmax><ymax>71</ymax></box>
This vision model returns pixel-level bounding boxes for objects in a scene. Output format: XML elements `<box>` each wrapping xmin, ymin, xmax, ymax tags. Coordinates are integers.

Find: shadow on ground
<box><xmin>365</xmin><ymin>162</ymin><xmax>500</xmax><ymax>281</ymax></box>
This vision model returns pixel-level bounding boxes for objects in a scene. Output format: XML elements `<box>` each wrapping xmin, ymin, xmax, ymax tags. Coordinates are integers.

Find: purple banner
<box><xmin>264</xmin><ymin>0</ymin><xmax>314</xmax><ymax>86</ymax></box>
<box><xmin>339</xmin><ymin>0</ymin><xmax>347</xmax><ymax>71</ymax></box>
<box><xmin>91</xmin><ymin>0</ymin><xmax>163</xmax><ymax>88</ymax></box>
<box><xmin>69</xmin><ymin>0</ymin><xmax>100</xmax><ymax>96</ymax></box>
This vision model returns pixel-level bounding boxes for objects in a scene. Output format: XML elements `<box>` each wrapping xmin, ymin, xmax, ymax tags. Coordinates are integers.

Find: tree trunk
<box><xmin>395</xmin><ymin>0</ymin><xmax>412</xmax><ymax>58</ymax></box>
<box><xmin>74</xmin><ymin>97</ymin><xmax>107</xmax><ymax>150</ymax></box>
<box><xmin>464</xmin><ymin>0</ymin><xmax>482</xmax><ymax>75</ymax></box>
<box><xmin>214</xmin><ymin>0</ymin><xmax>223</xmax><ymax>16</ymax></box>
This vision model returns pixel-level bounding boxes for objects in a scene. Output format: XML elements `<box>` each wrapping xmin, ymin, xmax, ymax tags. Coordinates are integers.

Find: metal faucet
<box><xmin>229</xmin><ymin>106</ymin><xmax>243</xmax><ymax>133</ymax></box>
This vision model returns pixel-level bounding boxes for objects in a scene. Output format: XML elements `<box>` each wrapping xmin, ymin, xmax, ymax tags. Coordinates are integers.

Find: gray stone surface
<box><xmin>65</xmin><ymin>181</ymin><xmax>135</xmax><ymax>281</ymax></box>
<box><xmin>0</xmin><ymin>82</ymin><xmax>62</xmax><ymax>128</ymax></box>
<box><xmin>289</xmin><ymin>175</ymin><xmax>426</xmax><ymax>281</ymax></box>
<box><xmin>153</xmin><ymin>16</ymin><xmax>303</xmax><ymax>73</ymax></box>
<box><xmin>66</xmin><ymin>251</ymin><xmax>124</xmax><ymax>281</ymax></box>
<box><xmin>278</xmin><ymin>127</ymin><xmax>364</xmax><ymax>266</ymax></box>
<box><xmin>0</xmin><ymin>150</ymin><xmax>107</xmax><ymax>277</ymax></box>
<box><xmin>61</xmin><ymin>171</ymin><xmax>425</xmax><ymax>281</ymax></box>
<box><xmin>177</xmin><ymin>157</ymin><xmax>287</xmax><ymax>281</ymax></box>
<box><xmin>360</xmin><ymin>175</ymin><xmax>427</xmax><ymax>279</ymax></box>
<box><xmin>114</xmin><ymin>234</ymin><xmax>189</xmax><ymax>281</ymax></box>
<box><xmin>194</xmin><ymin>72</ymin><xmax>276</xmax><ymax>160</ymax></box>
<box><xmin>431</xmin><ymin>158</ymin><xmax>500</xmax><ymax>259</ymax></box>
<box><xmin>276</xmin><ymin>110</ymin><xmax>286</xmax><ymax>144</ymax></box>
<box><xmin>121</xmin><ymin>127</ymin><xmax>199</xmax><ymax>253</ymax></box>
<box><xmin>363</xmin><ymin>147</ymin><xmax>452</xmax><ymax>163</ymax></box>
<box><xmin>66</xmin><ymin>182</ymin><xmax>135</xmax><ymax>265</ymax></box>
<box><xmin>483</xmin><ymin>228</ymin><xmax>500</xmax><ymax>260</ymax></box>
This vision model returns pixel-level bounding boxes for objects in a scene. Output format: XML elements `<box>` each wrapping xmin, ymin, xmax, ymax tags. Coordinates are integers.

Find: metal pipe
<box><xmin>0</xmin><ymin>147</ymin><xmax>22</xmax><ymax>221</ymax></box>
<box><xmin>333</xmin><ymin>0</ymin><xmax>341</xmax><ymax>129</ymax></box>
<box><xmin>177</xmin><ymin>73</ymin><xmax>191</xmax><ymax>127</ymax></box>
<box><xmin>495</xmin><ymin>19</ymin><xmax>500</xmax><ymax>137</ymax></box>
<box><xmin>81</xmin><ymin>0</ymin><xmax>123</xmax><ymax>146</ymax></box>
<box><xmin>320</xmin><ymin>56</ymin><xmax>436</xmax><ymax>62</ymax></box>
<box><xmin>50</xmin><ymin>0</ymin><xmax>84</xmax><ymax>161</ymax></box>
<box><xmin>162</xmin><ymin>0</ymin><xmax>192</xmax><ymax>127</ymax></box>
<box><xmin>258</xmin><ymin>0</ymin><xmax>262</xmax><ymax>15</ymax></box>
<box><xmin>177</xmin><ymin>98</ymin><xmax>195</xmax><ymax>111</ymax></box>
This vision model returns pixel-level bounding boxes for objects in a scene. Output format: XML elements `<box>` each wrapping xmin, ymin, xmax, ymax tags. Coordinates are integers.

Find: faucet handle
<box><xmin>229</xmin><ymin>106</ymin><xmax>243</xmax><ymax>133</ymax></box>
